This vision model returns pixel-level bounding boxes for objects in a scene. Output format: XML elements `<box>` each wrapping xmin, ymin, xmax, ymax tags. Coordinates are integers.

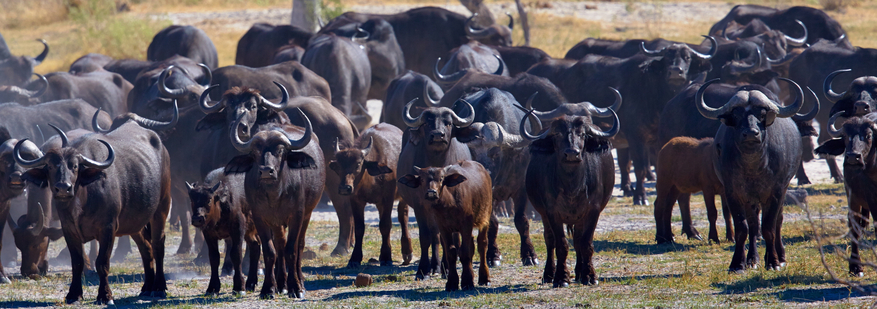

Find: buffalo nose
<box><xmin>259</xmin><ymin>167</ymin><xmax>276</xmax><ymax>179</ymax></box>
<box><xmin>855</xmin><ymin>101</ymin><xmax>871</xmax><ymax>115</ymax></box>
<box><xmin>742</xmin><ymin>130</ymin><xmax>761</xmax><ymax>141</ymax></box>
<box><xmin>339</xmin><ymin>185</ymin><xmax>353</xmax><ymax>196</ymax></box>
<box><xmin>564</xmin><ymin>149</ymin><xmax>580</xmax><ymax>161</ymax></box>
<box><xmin>191</xmin><ymin>216</ymin><xmax>206</xmax><ymax>227</ymax></box>
<box><xmin>431</xmin><ymin>131</ymin><xmax>445</xmax><ymax>139</ymax></box>
<box><xmin>846</xmin><ymin>152</ymin><xmax>864</xmax><ymax>166</ymax></box>
<box><xmin>425</xmin><ymin>190</ymin><xmax>439</xmax><ymax>200</ymax></box>
<box><xmin>8</xmin><ymin>171</ymin><xmax>23</xmax><ymax>186</ymax></box>
<box><xmin>54</xmin><ymin>182</ymin><xmax>72</xmax><ymax>194</ymax></box>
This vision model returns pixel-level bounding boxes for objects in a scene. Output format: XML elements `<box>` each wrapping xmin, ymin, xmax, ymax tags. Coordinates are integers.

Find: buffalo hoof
<box><xmin>852</xmin><ymin>271</ymin><xmax>865</xmax><ymax>277</ymax></box>
<box><xmin>260</xmin><ymin>292</ymin><xmax>275</xmax><ymax>300</ymax></box>
<box><xmin>346</xmin><ymin>261</ymin><xmax>361</xmax><ymax>269</ymax></box>
<box><xmin>94</xmin><ymin>298</ymin><xmax>113</xmax><ymax>306</ymax></box>
<box><xmin>488</xmin><ymin>259</ymin><xmax>501</xmax><ymax>267</ymax></box>
<box><xmin>401</xmin><ymin>254</ymin><xmax>413</xmax><ymax>266</ymax></box>
<box><xmin>522</xmin><ymin>257</ymin><xmax>540</xmax><ymax>266</ymax></box>
<box><xmin>461</xmin><ymin>282</ymin><xmax>475</xmax><ymax>291</ymax></box>
<box><xmin>330</xmin><ymin>247</ymin><xmax>349</xmax><ymax>257</ymax></box>
<box><xmin>289</xmin><ymin>290</ymin><xmax>305</xmax><ymax>299</ymax></box>
<box><xmin>205</xmin><ymin>292</ymin><xmax>219</xmax><ymax>297</ymax></box>
<box><xmin>797</xmin><ymin>178</ymin><xmax>811</xmax><ymax>186</ymax></box>
<box><xmin>0</xmin><ymin>276</ymin><xmax>9</xmax><ymax>284</ymax></box>
<box><xmin>728</xmin><ymin>267</ymin><xmax>746</xmax><ymax>274</ymax></box>
<box><xmin>585</xmin><ymin>278</ymin><xmax>599</xmax><ymax>286</ymax></box>
<box><xmin>380</xmin><ymin>260</ymin><xmax>393</xmax><ymax>267</ymax></box>
<box><xmin>445</xmin><ymin>282</ymin><xmax>459</xmax><ymax>292</ymax></box>
<box><xmin>233</xmin><ymin>290</ymin><xmax>246</xmax><ymax>297</ymax></box>
<box><xmin>415</xmin><ymin>273</ymin><xmax>429</xmax><ymax>281</ymax></box>
<box><xmin>65</xmin><ymin>297</ymin><xmax>81</xmax><ymax>305</ymax></box>
<box><xmin>833</xmin><ymin>177</ymin><xmax>844</xmax><ymax>184</ymax></box>
<box><xmin>655</xmin><ymin>237</ymin><xmax>674</xmax><ymax>245</ymax></box>
<box><xmin>152</xmin><ymin>291</ymin><xmax>167</xmax><ymax>299</ymax></box>
<box><xmin>687</xmin><ymin>233</ymin><xmax>704</xmax><ymax>241</ymax></box>
<box><xmin>553</xmin><ymin>281</ymin><xmax>569</xmax><ymax>288</ymax></box>
<box><xmin>139</xmin><ymin>291</ymin><xmax>152</xmax><ymax>298</ymax></box>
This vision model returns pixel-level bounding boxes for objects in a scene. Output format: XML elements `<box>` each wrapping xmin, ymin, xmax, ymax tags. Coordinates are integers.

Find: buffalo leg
<box><xmin>348</xmin><ymin>198</ymin><xmax>367</xmax><ymax>268</ymax></box>
<box><xmin>849</xmin><ymin>198</ymin><xmax>868</xmax><ymax>276</ymax></box>
<box><xmin>396</xmin><ymin>201</ymin><xmax>413</xmax><ymax>265</ymax></box>
<box><xmin>326</xmin><ymin>180</ymin><xmax>354</xmax><ymax>256</ymax></box>
<box><xmin>546</xmin><ymin>214</ymin><xmax>570</xmax><ymax>287</ymax></box>
<box><xmin>0</xmin><ymin>206</ymin><xmax>9</xmax><ymax>284</ymax></box>
<box><xmin>726</xmin><ymin>196</ymin><xmax>749</xmax><ymax>273</ymax></box>
<box><xmin>653</xmin><ymin>183</ymin><xmax>678</xmax><ymax>244</ymax></box>
<box><xmin>630</xmin><ymin>143</ymin><xmax>650</xmax><ymax>206</ymax></box>
<box><xmin>222</xmin><ymin>238</ymin><xmax>234</xmax><ymax>276</ymax></box>
<box><xmin>826</xmin><ymin>156</ymin><xmax>843</xmax><ymax>183</ymax></box>
<box><xmin>203</xmin><ymin>234</ymin><xmax>221</xmax><ymax>295</ymax></box>
<box><xmin>720</xmin><ymin>193</ymin><xmax>734</xmax><ymax>242</ymax></box>
<box><xmin>761</xmin><ymin>198</ymin><xmax>782</xmax><ymax>270</ymax></box>
<box><xmin>795</xmin><ymin>163</ymin><xmax>811</xmax><ymax>185</ymax></box>
<box><xmin>617</xmin><ymin>148</ymin><xmax>633</xmax><ymax>196</ymax></box>
<box><xmin>377</xmin><ymin>196</ymin><xmax>394</xmax><ymax>266</ymax></box>
<box><xmin>94</xmin><ymin>229</ymin><xmax>116</xmax><ymax>305</ymax></box>
<box><xmin>130</xmin><ymin>231</ymin><xmax>156</xmax><ymax>298</ymax></box>
<box><xmin>411</xmin><ymin>203</ymin><xmax>434</xmax><ymax>280</ymax></box>
<box><xmin>703</xmin><ymin>190</ymin><xmax>720</xmax><ymax>244</ymax></box>
<box><xmin>228</xmin><ymin>224</ymin><xmax>245</xmax><ymax>293</ymax></box>
<box><xmin>245</xmin><ymin>237</ymin><xmax>261</xmax><ymax>292</ymax></box>
<box><xmin>678</xmin><ymin>194</ymin><xmax>702</xmax><ymax>241</ymax></box>
<box><xmin>62</xmin><ymin>230</ymin><xmax>86</xmax><ymax>304</ymax></box>
<box><xmin>286</xmin><ymin>213</ymin><xmax>305</xmax><ymax>298</ymax></box>
<box><xmin>255</xmin><ymin>221</ymin><xmax>277</xmax><ymax>299</ymax></box>
<box><xmin>514</xmin><ymin>190</ymin><xmax>538</xmax><ymax>266</ymax></box>
<box><xmin>477</xmin><ymin>224</ymin><xmax>490</xmax><ymax>286</ymax></box>
<box><xmin>539</xmin><ymin>208</ymin><xmax>555</xmax><ymax>284</ymax></box>
<box><xmin>460</xmin><ymin>227</ymin><xmax>476</xmax><ymax>291</ymax></box>
<box><xmin>745</xmin><ymin>205</ymin><xmax>760</xmax><ymax>269</ymax></box>
<box><xmin>272</xmin><ymin>227</ymin><xmax>288</xmax><ymax>295</ymax></box>
<box><xmin>440</xmin><ymin>231</ymin><xmax>459</xmax><ymax>292</ymax></box>
<box><xmin>173</xmin><ymin>192</ymin><xmax>193</xmax><ymax>254</ymax></box>
<box><xmin>577</xmin><ymin>211</ymin><xmax>601</xmax><ymax>285</ymax></box>
<box><xmin>486</xmin><ymin>212</ymin><xmax>502</xmax><ymax>267</ymax></box>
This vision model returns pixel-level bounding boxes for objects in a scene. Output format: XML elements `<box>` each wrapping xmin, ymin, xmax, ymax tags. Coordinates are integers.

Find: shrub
<box><xmin>68</xmin><ymin>0</ymin><xmax>169</xmax><ymax>59</ymax></box>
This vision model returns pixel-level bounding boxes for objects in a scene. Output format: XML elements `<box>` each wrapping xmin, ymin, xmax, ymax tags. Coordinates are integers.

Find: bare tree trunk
<box><xmin>459</xmin><ymin>0</ymin><xmax>495</xmax><ymax>27</ymax></box>
<box><xmin>514</xmin><ymin>0</ymin><xmax>530</xmax><ymax>46</ymax></box>
<box><xmin>292</xmin><ymin>0</ymin><xmax>321</xmax><ymax>32</ymax></box>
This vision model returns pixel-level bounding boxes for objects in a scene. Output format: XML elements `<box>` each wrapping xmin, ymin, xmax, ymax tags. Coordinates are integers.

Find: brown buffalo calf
<box><xmin>329</xmin><ymin>123</ymin><xmax>411</xmax><ymax>268</ymax></box>
<box><xmin>187</xmin><ymin>168</ymin><xmax>260</xmax><ymax>295</ymax></box>
<box><xmin>654</xmin><ymin>137</ymin><xmax>732</xmax><ymax>244</ymax></box>
<box><xmin>399</xmin><ymin>160</ymin><xmax>492</xmax><ymax>291</ymax></box>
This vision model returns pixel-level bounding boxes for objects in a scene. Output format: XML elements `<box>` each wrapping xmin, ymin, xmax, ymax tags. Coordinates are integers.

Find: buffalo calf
<box><xmin>654</xmin><ymin>137</ymin><xmax>732</xmax><ymax>244</ymax></box>
<box><xmin>399</xmin><ymin>160</ymin><xmax>492</xmax><ymax>291</ymax></box>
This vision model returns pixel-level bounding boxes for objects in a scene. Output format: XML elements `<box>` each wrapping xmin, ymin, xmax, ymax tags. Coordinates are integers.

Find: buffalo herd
<box><xmin>0</xmin><ymin>2</ymin><xmax>875</xmax><ymax>304</ymax></box>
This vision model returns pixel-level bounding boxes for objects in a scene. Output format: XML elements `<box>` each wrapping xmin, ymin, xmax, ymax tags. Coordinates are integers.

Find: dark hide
<box><xmin>147</xmin><ymin>25</ymin><xmax>219</xmax><ymax>70</ymax></box>
<box><xmin>236</xmin><ymin>23</ymin><xmax>314</xmax><ymax>68</ymax></box>
<box><xmin>301</xmin><ymin>34</ymin><xmax>373</xmax><ymax>130</ymax></box>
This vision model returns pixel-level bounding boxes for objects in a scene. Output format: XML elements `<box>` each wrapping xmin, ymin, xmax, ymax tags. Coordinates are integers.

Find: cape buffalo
<box><xmin>382</xmin><ymin>71</ymin><xmax>444</xmax><ymax>131</ymax></box>
<box><xmin>437</xmin><ymin>41</ymin><xmax>509</xmax><ymax>82</ymax></box>
<box><xmin>148</xmin><ymin>25</ymin><xmax>218</xmax><ymax>70</ymax></box>
<box><xmin>128</xmin><ymin>56</ymin><xmax>212</xmax><ymax>120</ymax></box>
<box><xmin>0</xmin><ymin>128</ymin><xmax>42</xmax><ymax>283</ymax></box>
<box><xmin>236</xmin><ymin>23</ymin><xmax>314</xmax><ymax>68</ymax></box>
<box><xmin>708</xmin><ymin>5</ymin><xmax>850</xmax><ymax>49</ymax></box>
<box><xmin>321</xmin><ymin>18</ymin><xmax>406</xmax><ymax>101</ymax></box>
<box><xmin>37</xmin><ymin>71</ymin><xmax>132</xmax><ymax>117</ymax></box>
<box><xmin>0</xmin><ymin>39</ymin><xmax>48</xmax><ymax>87</ymax></box>
<box><xmin>302</xmin><ymin>33</ymin><xmax>373</xmax><ymax>130</ymax></box>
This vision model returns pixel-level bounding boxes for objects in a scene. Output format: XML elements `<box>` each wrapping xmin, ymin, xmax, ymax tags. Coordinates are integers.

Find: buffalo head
<box><xmin>824</xmin><ymin>69</ymin><xmax>877</xmax><ymax>117</ymax></box>
<box><xmin>517</xmin><ymin>95</ymin><xmax>620</xmax><ymax>163</ymax></box>
<box><xmin>225</xmin><ymin>108</ymin><xmax>316</xmax><ymax>186</ymax></box>
<box><xmin>641</xmin><ymin>36</ymin><xmax>716</xmax><ymax>88</ymax></box>
<box><xmin>0</xmin><ymin>73</ymin><xmax>47</xmax><ymax>104</ymax></box>
<box><xmin>135</xmin><ymin>63</ymin><xmax>211</xmax><ymax>117</ymax></box>
<box><xmin>402</xmin><ymin>98</ymin><xmax>475</xmax><ymax>151</ymax></box>
<box><xmin>329</xmin><ymin>137</ymin><xmax>393</xmax><ymax>196</ymax></box>
<box><xmin>819</xmin><ymin>112</ymin><xmax>877</xmax><ymax>169</ymax></box>
<box><xmin>14</xmin><ymin>124</ymin><xmax>114</xmax><ymax>203</ymax></box>
<box><xmin>465</xmin><ymin>13</ymin><xmax>513</xmax><ymax>47</ymax></box>
<box><xmin>696</xmin><ymin>78</ymin><xmax>818</xmax><ymax>148</ymax></box>
<box><xmin>0</xmin><ymin>39</ymin><xmax>48</xmax><ymax>87</ymax></box>
<box><xmin>8</xmin><ymin>205</ymin><xmax>62</xmax><ymax>278</ymax></box>
<box><xmin>200</xmin><ymin>82</ymin><xmax>289</xmax><ymax>142</ymax></box>
<box><xmin>0</xmin><ymin>127</ymin><xmax>41</xmax><ymax>199</ymax></box>
<box><xmin>186</xmin><ymin>180</ymin><xmax>224</xmax><ymax>228</ymax></box>
<box><xmin>398</xmin><ymin>165</ymin><xmax>469</xmax><ymax>201</ymax></box>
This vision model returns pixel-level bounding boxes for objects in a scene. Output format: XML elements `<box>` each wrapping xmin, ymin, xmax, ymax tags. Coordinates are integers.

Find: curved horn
<box><xmin>334</xmin><ymin>137</ymin><xmax>341</xmax><ymax>153</ymax></box>
<box><xmin>766</xmin><ymin>47</ymin><xmax>793</xmax><ymax>65</ymax></box>
<box><xmin>688</xmin><ymin>36</ymin><xmax>717</xmax><ymax>60</ymax></box>
<box><xmin>775</xmin><ymin>77</ymin><xmax>804</xmax><ymax>118</ymax></box>
<box><xmin>730</xmin><ymin>46</ymin><xmax>762</xmax><ymax>74</ymax></box>
<box><xmin>522</xmin><ymin>92</ymin><xmax>538</xmax><ymax>110</ymax></box>
<box><xmin>158</xmin><ymin>65</ymin><xmax>187</xmax><ymax>98</ymax></box>
<box><xmin>594</xmin><ymin>87</ymin><xmax>622</xmax><ymax>117</ymax></box>
<box><xmin>465</xmin><ymin>13</ymin><xmax>490</xmax><ymax>38</ymax></box>
<box><xmin>823</xmin><ymin>69</ymin><xmax>850</xmax><ymax>103</ymax></box>
<box><xmin>520</xmin><ymin>110</ymin><xmax>548</xmax><ymax>141</ymax></box>
<box><xmin>6</xmin><ymin>213</ymin><xmax>18</xmax><ymax>231</ymax></box>
<box><xmin>433</xmin><ymin>57</ymin><xmax>466</xmax><ymax>83</ymax></box>
<box><xmin>230</xmin><ymin>113</ymin><xmax>255</xmax><ymax>153</ymax></box>
<box><xmin>128</xmin><ymin>99</ymin><xmax>180</xmax><ymax>131</ymax></box>
<box><xmin>492</xmin><ymin>54</ymin><xmax>504</xmax><ymax>75</ymax></box>
<box><xmin>259</xmin><ymin>81</ymin><xmax>290</xmax><ymax>111</ymax></box>
<box><xmin>827</xmin><ymin>111</ymin><xmax>844</xmax><ymax>138</ymax></box>
<box><xmin>785</xmin><ymin>20</ymin><xmax>808</xmax><ymax>47</ymax></box>
<box><xmin>13</xmin><ymin>139</ymin><xmax>47</xmax><ymax>169</ymax></box>
<box><xmin>590</xmin><ymin>108</ymin><xmax>620</xmax><ymax>138</ymax></box>
<box><xmin>197</xmin><ymin>63</ymin><xmax>212</xmax><ymax>87</ymax></box>
<box><xmin>92</xmin><ymin>108</ymin><xmax>110</xmax><ymax>134</ymax></box>
<box><xmin>25</xmin><ymin>73</ymin><xmax>47</xmax><ymax>98</ymax></box>
<box><xmin>185</xmin><ymin>181</ymin><xmax>195</xmax><ymax>191</ymax></box>
<box><xmin>285</xmin><ymin>108</ymin><xmax>313</xmax><ymax>150</ymax></box>
<box><xmin>48</xmin><ymin>123</ymin><xmax>68</xmax><ymax>148</ymax></box>
<box><xmin>361</xmin><ymin>136</ymin><xmax>373</xmax><ymax>158</ymax></box>
<box><xmin>451</xmin><ymin>99</ymin><xmax>476</xmax><ymax>127</ymax></box>
<box><xmin>793</xmin><ymin>86</ymin><xmax>820</xmax><ymax>121</ymax></box>
<box><xmin>79</xmin><ymin>140</ymin><xmax>114</xmax><ymax>170</ymax></box>
<box><xmin>640</xmin><ymin>41</ymin><xmax>666</xmax><ymax>56</ymax></box>
<box><xmin>722</xmin><ymin>23</ymin><xmax>731</xmax><ymax>40</ymax></box>
<box><xmin>210</xmin><ymin>181</ymin><xmax>221</xmax><ymax>192</ymax></box>
<box><xmin>25</xmin><ymin>202</ymin><xmax>45</xmax><ymax>236</ymax></box>
<box><xmin>199</xmin><ymin>84</ymin><xmax>226</xmax><ymax>114</ymax></box>
<box><xmin>507</xmin><ymin>12</ymin><xmax>514</xmax><ymax>30</ymax></box>
<box><xmin>695</xmin><ymin>78</ymin><xmax>731</xmax><ymax>120</ymax></box>
<box><xmin>423</xmin><ymin>82</ymin><xmax>440</xmax><ymax>106</ymax></box>
<box><xmin>354</xmin><ymin>27</ymin><xmax>370</xmax><ymax>40</ymax></box>
<box><xmin>33</xmin><ymin>39</ymin><xmax>49</xmax><ymax>65</ymax></box>
<box><xmin>402</xmin><ymin>98</ymin><xmax>425</xmax><ymax>128</ymax></box>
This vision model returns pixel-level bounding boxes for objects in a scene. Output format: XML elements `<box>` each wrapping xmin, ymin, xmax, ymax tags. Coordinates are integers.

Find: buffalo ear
<box><xmin>406</xmin><ymin>128</ymin><xmax>422</xmax><ymax>146</ymax></box>
<box><xmin>814</xmin><ymin>139</ymin><xmax>845</xmax><ymax>157</ymax></box>
<box><xmin>77</xmin><ymin>168</ymin><xmax>105</xmax><ymax>186</ymax></box>
<box><xmin>22</xmin><ymin>169</ymin><xmax>48</xmax><ymax>188</ymax></box>
<box><xmin>442</xmin><ymin>173</ymin><xmax>468</xmax><ymax>187</ymax></box>
<box><xmin>44</xmin><ymin>227</ymin><xmax>63</xmax><ymax>241</ymax></box>
<box><xmin>328</xmin><ymin>161</ymin><xmax>341</xmax><ymax>173</ymax></box>
<box><xmin>364</xmin><ymin>161</ymin><xmax>392</xmax><ymax>176</ymax></box>
<box><xmin>398</xmin><ymin>174</ymin><xmax>421</xmax><ymax>188</ymax></box>
<box><xmin>585</xmin><ymin>136</ymin><xmax>612</xmax><ymax>153</ymax></box>
<box><xmin>225</xmin><ymin>155</ymin><xmax>255</xmax><ymax>175</ymax></box>
<box><xmin>0</xmin><ymin>126</ymin><xmax>10</xmax><ymax>144</ymax></box>
<box><xmin>287</xmin><ymin>152</ymin><xmax>318</xmax><ymax>169</ymax></box>
<box><xmin>453</xmin><ymin>126</ymin><xmax>480</xmax><ymax>143</ymax></box>
<box><xmin>195</xmin><ymin>113</ymin><xmax>227</xmax><ymax>132</ymax></box>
